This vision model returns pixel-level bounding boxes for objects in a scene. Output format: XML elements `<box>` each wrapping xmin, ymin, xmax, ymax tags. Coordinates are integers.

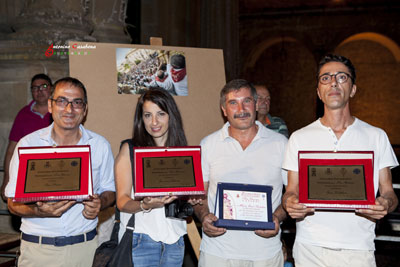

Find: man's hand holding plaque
<box><xmin>254</xmin><ymin>215</ymin><xmax>280</xmax><ymax>238</ymax></box>
<box><xmin>82</xmin><ymin>194</ymin><xmax>102</xmax><ymax>220</ymax></box>
<box><xmin>35</xmin><ymin>200</ymin><xmax>76</xmax><ymax>217</ymax></box>
<box><xmin>356</xmin><ymin>197</ymin><xmax>389</xmax><ymax>221</ymax></box>
<box><xmin>283</xmin><ymin>188</ymin><xmax>315</xmax><ymax>219</ymax></box>
<box><xmin>202</xmin><ymin>213</ymin><xmax>227</xmax><ymax>237</ymax></box>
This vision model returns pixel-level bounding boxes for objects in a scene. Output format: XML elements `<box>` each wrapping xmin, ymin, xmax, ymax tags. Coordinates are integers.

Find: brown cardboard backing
<box><xmin>69</xmin><ymin>42</ymin><xmax>226</xmax><ymax>155</ymax></box>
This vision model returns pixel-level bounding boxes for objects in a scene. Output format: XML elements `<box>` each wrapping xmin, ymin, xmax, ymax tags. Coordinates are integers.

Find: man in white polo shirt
<box><xmin>194</xmin><ymin>79</ymin><xmax>288</xmax><ymax>266</ymax></box>
<box><xmin>282</xmin><ymin>54</ymin><xmax>398</xmax><ymax>267</ymax></box>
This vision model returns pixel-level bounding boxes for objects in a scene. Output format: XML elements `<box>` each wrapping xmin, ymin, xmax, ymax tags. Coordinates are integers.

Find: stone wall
<box><xmin>0</xmin><ymin>0</ymin><xmax>131</xmax><ymax>234</ymax></box>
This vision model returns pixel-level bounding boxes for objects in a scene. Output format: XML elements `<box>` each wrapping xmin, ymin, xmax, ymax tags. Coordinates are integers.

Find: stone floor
<box><xmin>0</xmin><ymin>233</ymin><xmax>19</xmax><ymax>267</ymax></box>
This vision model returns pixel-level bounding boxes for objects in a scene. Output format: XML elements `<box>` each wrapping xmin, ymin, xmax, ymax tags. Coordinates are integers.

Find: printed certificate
<box><xmin>214</xmin><ymin>183</ymin><xmax>275</xmax><ymax>230</ymax></box>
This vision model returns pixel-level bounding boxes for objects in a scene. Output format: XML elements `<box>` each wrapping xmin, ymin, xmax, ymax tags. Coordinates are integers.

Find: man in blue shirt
<box><xmin>5</xmin><ymin>77</ymin><xmax>115</xmax><ymax>267</ymax></box>
<box><xmin>255</xmin><ymin>84</ymin><xmax>289</xmax><ymax>138</ymax></box>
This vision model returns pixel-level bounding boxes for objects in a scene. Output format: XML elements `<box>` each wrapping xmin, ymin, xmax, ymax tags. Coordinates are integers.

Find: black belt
<box><xmin>21</xmin><ymin>228</ymin><xmax>97</xmax><ymax>247</ymax></box>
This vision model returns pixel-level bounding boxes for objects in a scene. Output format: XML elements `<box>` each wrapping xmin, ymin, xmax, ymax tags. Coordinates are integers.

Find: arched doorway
<box><xmin>243</xmin><ymin>37</ymin><xmax>316</xmax><ymax>133</ymax></box>
<box><xmin>336</xmin><ymin>32</ymin><xmax>400</xmax><ymax>144</ymax></box>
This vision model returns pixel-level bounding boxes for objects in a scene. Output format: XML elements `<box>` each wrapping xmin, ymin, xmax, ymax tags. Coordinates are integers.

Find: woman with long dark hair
<box><xmin>115</xmin><ymin>88</ymin><xmax>189</xmax><ymax>266</ymax></box>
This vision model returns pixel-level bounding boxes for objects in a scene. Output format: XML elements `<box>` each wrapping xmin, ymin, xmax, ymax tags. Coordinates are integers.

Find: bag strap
<box><xmin>109</xmin><ymin>208</ymin><xmax>121</xmax><ymax>242</ymax></box>
<box><xmin>120</xmin><ymin>139</ymin><xmax>136</xmax><ymax>229</ymax></box>
<box><xmin>126</xmin><ymin>212</ymin><xmax>135</xmax><ymax>229</ymax></box>
<box><xmin>108</xmin><ymin>139</ymin><xmax>136</xmax><ymax>243</ymax></box>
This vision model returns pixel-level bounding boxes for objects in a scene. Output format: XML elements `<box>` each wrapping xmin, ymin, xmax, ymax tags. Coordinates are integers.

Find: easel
<box><xmin>149</xmin><ymin>37</ymin><xmax>202</xmax><ymax>260</ymax></box>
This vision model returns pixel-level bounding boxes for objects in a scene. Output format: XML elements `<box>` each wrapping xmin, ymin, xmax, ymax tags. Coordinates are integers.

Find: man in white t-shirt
<box><xmin>282</xmin><ymin>54</ymin><xmax>398</xmax><ymax>267</ymax></box>
<box><xmin>194</xmin><ymin>79</ymin><xmax>287</xmax><ymax>266</ymax></box>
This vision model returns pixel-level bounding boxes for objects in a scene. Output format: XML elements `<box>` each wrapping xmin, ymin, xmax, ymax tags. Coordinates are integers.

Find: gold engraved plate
<box><xmin>25</xmin><ymin>158</ymin><xmax>81</xmax><ymax>193</ymax></box>
<box><xmin>143</xmin><ymin>156</ymin><xmax>195</xmax><ymax>188</ymax></box>
<box><xmin>308</xmin><ymin>165</ymin><xmax>366</xmax><ymax>200</ymax></box>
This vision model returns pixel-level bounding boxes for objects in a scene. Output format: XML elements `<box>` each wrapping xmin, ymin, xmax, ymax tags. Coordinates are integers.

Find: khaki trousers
<box><xmin>18</xmin><ymin>236</ymin><xmax>98</xmax><ymax>267</ymax></box>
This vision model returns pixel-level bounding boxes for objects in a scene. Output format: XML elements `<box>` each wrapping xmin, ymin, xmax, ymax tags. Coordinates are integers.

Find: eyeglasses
<box><xmin>318</xmin><ymin>72</ymin><xmax>352</xmax><ymax>85</ymax></box>
<box><xmin>257</xmin><ymin>96</ymin><xmax>271</xmax><ymax>102</ymax></box>
<box><xmin>50</xmin><ymin>97</ymin><xmax>86</xmax><ymax>109</ymax></box>
<box><xmin>31</xmin><ymin>84</ymin><xmax>50</xmax><ymax>92</ymax></box>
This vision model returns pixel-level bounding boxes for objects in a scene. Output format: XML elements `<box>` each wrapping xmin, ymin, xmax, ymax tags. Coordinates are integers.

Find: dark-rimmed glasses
<box><xmin>31</xmin><ymin>84</ymin><xmax>50</xmax><ymax>92</ymax></box>
<box><xmin>318</xmin><ymin>72</ymin><xmax>352</xmax><ymax>85</ymax></box>
<box><xmin>257</xmin><ymin>96</ymin><xmax>271</xmax><ymax>103</ymax></box>
<box><xmin>50</xmin><ymin>97</ymin><xmax>86</xmax><ymax>109</ymax></box>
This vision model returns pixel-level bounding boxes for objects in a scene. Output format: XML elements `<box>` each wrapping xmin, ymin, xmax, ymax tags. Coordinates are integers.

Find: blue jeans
<box><xmin>132</xmin><ymin>233</ymin><xmax>185</xmax><ymax>267</ymax></box>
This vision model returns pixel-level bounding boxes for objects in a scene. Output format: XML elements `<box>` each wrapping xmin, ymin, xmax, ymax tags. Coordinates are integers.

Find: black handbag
<box><xmin>92</xmin><ymin>140</ymin><xmax>135</xmax><ymax>267</ymax></box>
<box><xmin>92</xmin><ymin>209</ymin><xmax>135</xmax><ymax>267</ymax></box>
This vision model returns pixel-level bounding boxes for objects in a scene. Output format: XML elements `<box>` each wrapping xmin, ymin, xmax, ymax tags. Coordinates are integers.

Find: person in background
<box><xmin>144</xmin><ymin>64</ymin><xmax>176</xmax><ymax>96</ymax></box>
<box><xmin>167</xmin><ymin>54</ymin><xmax>188</xmax><ymax>96</ymax></box>
<box><xmin>255</xmin><ymin>84</ymin><xmax>289</xmax><ymax>138</ymax></box>
<box><xmin>1</xmin><ymin>74</ymin><xmax>53</xmax><ymax>202</ymax></box>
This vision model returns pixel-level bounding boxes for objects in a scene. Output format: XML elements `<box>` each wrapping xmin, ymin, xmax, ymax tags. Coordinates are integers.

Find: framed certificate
<box><xmin>14</xmin><ymin>146</ymin><xmax>93</xmax><ymax>202</ymax></box>
<box><xmin>213</xmin><ymin>183</ymin><xmax>275</xmax><ymax>230</ymax></box>
<box><xmin>298</xmin><ymin>151</ymin><xmax>375</xmax><ymax>209</ymax></box>
<box><xmin>133</xmin><ymin>146</ymin><xmax>205</xmax><ymax>197</ymax></box>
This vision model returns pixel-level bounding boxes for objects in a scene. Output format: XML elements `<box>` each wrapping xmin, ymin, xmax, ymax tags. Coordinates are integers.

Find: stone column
<box><xmin>90</xmin><ymin>0</ymin><xmax>131</xmax><ymax>43</ymax></box>
<box><xmin>0</xmin><ymin>0</ymin><xmax>131</xmax><ymax>234</ymax></box>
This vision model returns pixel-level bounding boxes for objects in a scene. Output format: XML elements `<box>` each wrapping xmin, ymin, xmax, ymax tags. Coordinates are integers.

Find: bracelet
<box><xmin>140</xmin><ymin>200</ymin><xmax>152</xmax><ymax>213</ymax></box>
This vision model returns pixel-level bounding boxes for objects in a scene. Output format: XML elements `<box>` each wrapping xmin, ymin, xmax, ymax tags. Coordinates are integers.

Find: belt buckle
<box><xmin>54</xmin><ymin>236</ymin><xmax>69</xmax><ymax>247</ymax></box>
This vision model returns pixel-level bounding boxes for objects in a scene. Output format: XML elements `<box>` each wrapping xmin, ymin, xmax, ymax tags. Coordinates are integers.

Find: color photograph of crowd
<box><xmin>116</xmin><ymin>48</ymin><xmax>188</xmax><ymax>96</ymax></box>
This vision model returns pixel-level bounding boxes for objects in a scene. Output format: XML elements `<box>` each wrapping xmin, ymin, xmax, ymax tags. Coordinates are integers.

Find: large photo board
<box><xmin>69</xmin><ymin>42</ymin><xmax>226</xmax><ymax>155</ymax></box>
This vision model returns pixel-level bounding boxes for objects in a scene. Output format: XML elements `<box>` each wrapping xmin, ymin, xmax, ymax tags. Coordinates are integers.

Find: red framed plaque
<box><xmin>133</xmin><ymin>146</ymin><xmax>205</xmax><ymax>197</ymax></box>
<box><xmin>298</xmin><ymin>151</ymin><xmax>374</xmax><ymax>210</ymax></box>
<box><xmin>14</xmin><ymin>145</ymin><xmax>93</xmax><ymax>202</ymax></box>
